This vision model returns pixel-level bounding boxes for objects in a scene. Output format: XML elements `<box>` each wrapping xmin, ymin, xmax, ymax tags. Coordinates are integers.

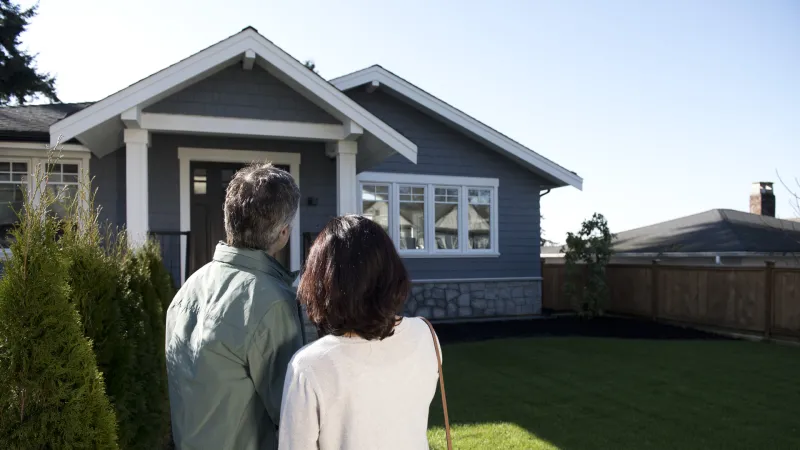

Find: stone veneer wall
<box><xmin>404</xmin><ymin>280</ymin><xmax>542</xmax><ymax>318</ymax></box>
<box><xmin>300</xmin><ymin>280</ymin><xmax>542</xmax><ymax>343</ymax></box>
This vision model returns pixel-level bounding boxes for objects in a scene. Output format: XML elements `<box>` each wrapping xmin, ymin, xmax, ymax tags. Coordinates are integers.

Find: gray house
<box><xmin>0</xmin><ymin>27</ymin><xmax>581</xmax><ymax>321</ymax></box>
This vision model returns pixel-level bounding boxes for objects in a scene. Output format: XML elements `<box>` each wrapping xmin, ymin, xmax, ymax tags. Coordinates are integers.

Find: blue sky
<box><xmin>18</xmin><ymin>0</ymin><xmax>800</xmax><ymax>242</ymax></box>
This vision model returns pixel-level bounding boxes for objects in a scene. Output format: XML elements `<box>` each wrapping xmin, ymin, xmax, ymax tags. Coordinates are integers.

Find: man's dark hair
<box><xmin>298</xmin><ymin>215</ymin><xmax>410</xmax><ymax>340</ymax></box>
<box><xmin>224</xmin><ymin>162</ymin><xmax>300</xmax><ymax>251</ymax></box>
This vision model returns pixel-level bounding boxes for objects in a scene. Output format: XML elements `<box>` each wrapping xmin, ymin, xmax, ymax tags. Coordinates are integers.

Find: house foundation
<box><xmin>299</xmin><ymin>279</ymin><xmax>542</xmax><ymax>343</ymax></box>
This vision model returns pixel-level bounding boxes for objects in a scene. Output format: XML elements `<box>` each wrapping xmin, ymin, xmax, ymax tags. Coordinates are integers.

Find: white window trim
<box><xmin>177</xmin><ymin>147</ymin><xmax>302</xmax><ymax>284</ymax></box>
<box><xmin>0</xmin><ymin>144</ymin><xmax>92</xmax><ymax>258</ymax></box>
<box><xmin>357</xmin><ymin>172</ymin><xmax>500</xmax><ymax>258</ymax></box>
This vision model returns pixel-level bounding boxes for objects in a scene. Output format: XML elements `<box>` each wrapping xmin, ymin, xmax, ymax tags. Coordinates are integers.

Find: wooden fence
<box><xmin>542</xmin><ymin>261</ymin><xmax>800</xmax><ymax>338</ymax></box>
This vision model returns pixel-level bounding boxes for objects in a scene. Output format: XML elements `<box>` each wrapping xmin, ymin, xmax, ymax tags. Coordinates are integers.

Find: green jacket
<box><xmin>165</xmin><ymin>243</ymin><xmax>304</xmax><ymax>450</ymax></box>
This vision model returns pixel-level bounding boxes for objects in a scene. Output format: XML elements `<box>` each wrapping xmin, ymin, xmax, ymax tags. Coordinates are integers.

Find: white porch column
<box><xmin>124</xmin><ymin>129</ymin><xmax>150</xmax><ymax>248</ymax></box>
<box><xmin>330</xmin><ymin>140</ymin><xmax>358</xmax><ymax>215</ymax></box>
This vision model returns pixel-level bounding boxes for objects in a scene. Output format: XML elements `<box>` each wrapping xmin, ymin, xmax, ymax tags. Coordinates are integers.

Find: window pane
<box><xmin>468</xmin><ymin>189</ymin><xmax>490</xmax><ymax>204</ymax></box>
<box><xmin>435</xmin><ymin>204</ymin><xmax>459</xmax><ymax>249</ymax></box>
<box><xmin>0</xmin><ymin>161</ymin><xmax>29</xmax><ymax>246</ymax></box>
<box><xmin>467</xmin><ymin>188</ymin><xmax>492</xmax><ymax>249</ymax></box>
<box><xmin>468</xmin><ymin>204</ymin><xmax>491</xmax><ymax>249</ymax></box>
<box><xmin>399</xmin><ymin>185</ymin><xmax>425</xmax><ymax>250</ymax></box>
<box><xmin>434</xmin><ymin>186</ymin><xmax>460</xmax><ymax>250</ymax></box>
<box><xmin>362</xmin><ymin>184</ymin><xmax>389</xmax><ymax>234</ymax></box>
<box><xmin>193</xmin><ymin>169</ymin><xmax>207</xmax><ymax>195</ymax></box>
<box><xmin>46</xmin><ymin>184</ymin><xmax>78</xmax><ymax>220</ymax></box>
<box><xmin>63</xmin><ymin>164</ymin><xmax>79</xmax><ymax>174</ymax></box>
<box><xmin>399</xmin><ymin>202</ymin><xmax>425</xmax><ymax>250</ymax></box>
<box><xmin>0</xmin><ymin>183</ymin><xmax>25</xmax><ymax>247</ymax></box>
<box><xmin>193</xmin><ymin>182</ymin><xmax>207</xmax><ymax>195</ymax></box>
<box><xmin>434</xmin><ymin>187</ymin><xmax>459</xmax><ymax>203</ymax></box>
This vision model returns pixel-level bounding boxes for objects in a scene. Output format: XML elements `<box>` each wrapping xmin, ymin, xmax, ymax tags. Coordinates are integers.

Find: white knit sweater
<box><xmin>278</xmin><ymin>317</ymin><xmax>441</xmax><ymax>450</ymax></box>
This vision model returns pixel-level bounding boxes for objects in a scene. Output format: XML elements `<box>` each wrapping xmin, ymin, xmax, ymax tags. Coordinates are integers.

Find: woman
<box><xmin>279</xmin><ymin>215</ymin><xmax>442</xmax><ymax>450</ymax></box>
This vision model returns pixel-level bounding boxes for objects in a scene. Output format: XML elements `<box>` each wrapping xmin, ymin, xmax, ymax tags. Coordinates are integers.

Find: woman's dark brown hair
<box><xmin>298</xmin><ymin>215</ymin><xmax>410</xmax><ymax>340</ymax></box>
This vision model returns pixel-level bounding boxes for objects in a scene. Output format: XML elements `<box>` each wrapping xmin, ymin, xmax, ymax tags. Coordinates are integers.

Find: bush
<box><xmin>121</xmin><ymin>243</ymin><xmax>171</xmax><ymax>449</ymax></box>
<box><xmin>60</xmin><ymin>179</ymin><xmax>173</xmax><ymax>449</ymax></box>
<box><xmin>0</xmin><ymin>161</ymin><xmax>118</xmax><ymax>448</ymax></box>
<box><xmin>563</xmin><ymin>213</ymin><xmax>615</xmax><ymax>318</ymax></box>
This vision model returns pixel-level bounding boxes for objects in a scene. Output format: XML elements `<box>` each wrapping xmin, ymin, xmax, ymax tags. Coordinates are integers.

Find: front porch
<box><xmin>139</xmin><ymin>132</ymin><xmax>359</xmax><ymax>285</ymax></box>
<box><xmin>123</xmin><ymin>128</ymin><xmax>360</xmax><ymax>285</ymax></box>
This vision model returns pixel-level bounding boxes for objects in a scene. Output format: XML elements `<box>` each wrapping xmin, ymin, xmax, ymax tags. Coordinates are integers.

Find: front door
<box><xmin>189</xmin><ymin>162</ymin><xmax>291</xmax><ymax>276</ymax></box>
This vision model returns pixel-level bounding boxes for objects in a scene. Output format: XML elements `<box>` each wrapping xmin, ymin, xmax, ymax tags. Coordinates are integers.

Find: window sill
<box><xmin>399</xmin><ymin>251</ymin><xmax>501</xmax><ymax>259</ymax></box>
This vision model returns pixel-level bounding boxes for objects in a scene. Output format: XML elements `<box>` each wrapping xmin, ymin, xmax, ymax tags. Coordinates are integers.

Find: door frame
<box><xmin>178</xmin><ymin>147</ymin><xmax>301</xmax><ymax>284</ymax></box>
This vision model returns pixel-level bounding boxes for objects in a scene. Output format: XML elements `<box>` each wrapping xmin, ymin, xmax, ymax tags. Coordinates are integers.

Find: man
<box><xmin>166</xmin><ymin>163</ymin><xmax>304</xmax><ymax>450</ymax></box>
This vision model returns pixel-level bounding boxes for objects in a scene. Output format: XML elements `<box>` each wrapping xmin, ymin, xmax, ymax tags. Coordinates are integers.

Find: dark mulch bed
<box><xmin>432</xmin><ymin>315</ymin><xmax>733</xmax><ymax>345</ymax></box>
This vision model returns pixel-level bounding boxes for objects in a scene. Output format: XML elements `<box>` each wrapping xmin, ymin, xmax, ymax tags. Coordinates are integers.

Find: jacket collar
<box><xmin>212</xmin><ymin>242</ymin><xmax>295</xmax><ymax>285</ymax></box>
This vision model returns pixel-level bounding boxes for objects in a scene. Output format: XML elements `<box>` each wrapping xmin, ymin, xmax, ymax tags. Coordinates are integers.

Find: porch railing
<box><xmin>149</xmin><ymin>230</ymin><xmax>190</xmax><ymax>288</ymax></box>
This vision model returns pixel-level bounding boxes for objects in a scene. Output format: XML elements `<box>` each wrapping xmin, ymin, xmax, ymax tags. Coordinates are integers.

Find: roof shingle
<box><xmin>612</xmin><ymin>209</ymin><xmax>800</xmax><ymax>254</ymax></box>
<box><xmin>0</xmin><ymin>102</ymin><xmax>93</xmax><ymax>141</ymax></box>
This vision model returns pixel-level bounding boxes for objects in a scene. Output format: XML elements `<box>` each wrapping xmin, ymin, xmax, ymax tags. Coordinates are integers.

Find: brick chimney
<box><xmin>750</xmin><ymin>182</ymin><xmax>775</xmax><ymax>217</ymax></box>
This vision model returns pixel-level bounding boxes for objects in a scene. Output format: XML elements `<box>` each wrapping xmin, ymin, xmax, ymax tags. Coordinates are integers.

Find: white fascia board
<box><xmin>357</xmin><ymin>171</ymin><xmax>499</xmax><ymax>188</ymax></box>
<box><xmin>140</xmin><ymin>113</ymin><xmax>346</xmax><ymax>141</ymax></box>
<box><xmin>331</xmin><ymin>66</ymin><xmax>582</xmax><ymax>190</ymax></box>
<box><xmin>0</xmin><ymin>141</ymin><xmax>89</xmax><ymax>152</ymax></box>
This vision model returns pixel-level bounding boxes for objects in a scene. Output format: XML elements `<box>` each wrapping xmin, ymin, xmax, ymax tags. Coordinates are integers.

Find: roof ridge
<box><xmin>616</xmin><ymin>209</ymin><xmax>719</xmax><ymax>236</ymax></box>
<box><xmin>716</xmin><ymin>209</ymin><xmax>753</xmax><ymax>252</ymax></box>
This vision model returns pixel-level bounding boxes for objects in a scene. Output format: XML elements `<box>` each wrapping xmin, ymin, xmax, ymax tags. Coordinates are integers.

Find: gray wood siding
<box><xmin>347</xmin><ymin>90</ymin><xmax>545</xmax><ymax>280</ymax></box>
<box><xmin>145</xmin><ymin>65</ymin><xmax>340</xmax><ymax>124</ymax></box>
<box><xmin>89</xmin><ymin>150</ymin><xmax>125</xmax><ymax>229</ymax></box>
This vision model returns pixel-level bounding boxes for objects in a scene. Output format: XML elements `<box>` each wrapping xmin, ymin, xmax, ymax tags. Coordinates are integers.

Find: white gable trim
<box><xmin>49</xmin><ymin>28</ymin><xmax>417</xmax><ymax>163</ymax></box>
<box><xmin>138</xmin><ymin>113</ymin><xmax>354</xmax><ymax>141</ymax></box>
<box><xmin>331</xmin><ymin>66</ymin><xmax>583</xmax><ymax>190</ymax></box>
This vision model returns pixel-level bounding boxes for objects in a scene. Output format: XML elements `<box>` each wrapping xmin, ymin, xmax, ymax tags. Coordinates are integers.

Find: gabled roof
<box><xmin>612</xmin><ymin>209</ymin><xmax>800</xmax><ymax>254</ymax></box>
<box><xmin>0</xmin><ymin>102</ymin><xmax>92</xmax><ymax>142</ymax></box>
<box><xmin>330</xmin><ymin>65</ymin><xmax>582</xmax><ymax>190</ymax></box>
<box><xmin>48</xmin><ymin>28</ymin><xmax>417</xmax><ymax>162</ymax></box>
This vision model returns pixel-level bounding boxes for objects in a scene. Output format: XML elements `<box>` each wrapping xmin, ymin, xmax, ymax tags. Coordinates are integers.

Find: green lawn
<box><xmin>426</xmin><ymin>337</ymin><xmax>800</xmax><ymax>450</ymax></box>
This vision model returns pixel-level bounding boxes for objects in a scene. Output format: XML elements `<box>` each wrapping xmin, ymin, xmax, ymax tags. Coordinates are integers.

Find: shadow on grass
<box><xmin>426</xmin><ymin>317</ymin><xmax>800</xmax><ymax>450</ymax></box>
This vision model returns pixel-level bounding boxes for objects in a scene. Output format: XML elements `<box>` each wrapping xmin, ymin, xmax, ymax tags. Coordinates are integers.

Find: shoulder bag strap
<box><xmin>420</xmin><ymin>317</ymin><xmax>453</xmax><ymax>450</ymax></box>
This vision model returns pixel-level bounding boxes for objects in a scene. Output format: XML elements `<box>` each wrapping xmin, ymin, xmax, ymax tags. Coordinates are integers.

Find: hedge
<box><xmin>0</xmin><ymin>156</ymin><xmax>177</xmax><ymax>448</ymax></box>
<box><xmin>0</xmin><ymin>172</ymin><xmax>119</xmax><ymax>448</ymax></box>
<box><xmin>62</xmin><ymin>185</ymin><xmax>174</xmax><ymax>449</ymax></box>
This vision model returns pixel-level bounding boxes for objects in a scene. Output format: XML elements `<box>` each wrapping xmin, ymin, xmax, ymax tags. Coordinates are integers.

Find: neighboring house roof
<box><xmin>541</xmin><ymin>245</ymin><xmax>564</xmax><ymax>255</ymax></box>
<box><xmin>46</xmin><ymin>27</ymin><xmax>417</xmax><ymax>162</ymax></box>
<box><xmin>330</xmin><ymin>65</ymin><xmax>583</xmax><ymax>190</ymax></box>
<box><xmin>613</xmin><ymin>209</ymin><xmax>800</xmax><ymax>255</ymax></box>
<box><xmin>0</xmin><ymin>102</ymin><xmax>92</xmax><ymax>142</ymax></box>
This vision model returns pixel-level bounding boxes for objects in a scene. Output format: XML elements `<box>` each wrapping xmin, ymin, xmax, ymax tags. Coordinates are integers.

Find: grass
<box><xmin>426</xmin><ymin>337</ymin><xmax>800</xmax><ymax>450</ymax></box>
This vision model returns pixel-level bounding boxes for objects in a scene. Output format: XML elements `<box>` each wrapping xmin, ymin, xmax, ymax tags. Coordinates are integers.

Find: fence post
<box><xmin>651</xmin><ymin>259</ymin><xmax>660</xmax><ymax>321</ymax></box>
<box><xmin>540</xmin><ymin>258</ymin><xmax>546</xmax><ymax>308</ymax></box>
<box><xmin>764</xmin><ymin>261</ymin><xmax>775</xmax><ymax>339</ymax></box>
